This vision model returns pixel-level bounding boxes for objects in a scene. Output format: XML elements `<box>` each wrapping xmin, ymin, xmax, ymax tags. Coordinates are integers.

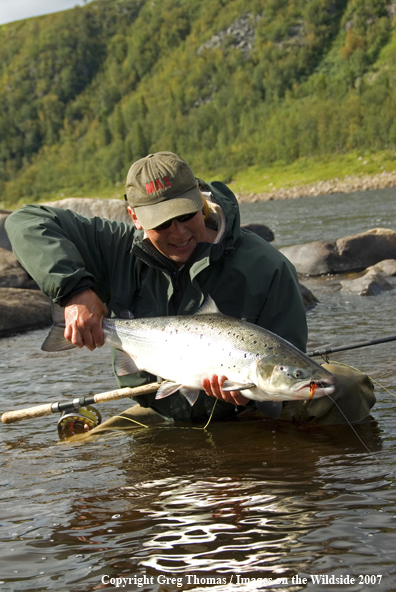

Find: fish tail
<box><xmin>41</xmin><ymin>303</ymin><xmax>75</xmax><ymax>352</ymax></box>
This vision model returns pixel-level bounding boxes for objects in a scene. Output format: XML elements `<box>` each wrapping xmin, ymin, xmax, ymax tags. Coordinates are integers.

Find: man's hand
<box><xmin>201</xmin><ymin>374</ymin><xmax>250</xmax><ymax>406</ymax></box>
<box><xmin>64</xmin><ymin>289</ymin><xmax>108</xmax><ymax>350</ymax></box>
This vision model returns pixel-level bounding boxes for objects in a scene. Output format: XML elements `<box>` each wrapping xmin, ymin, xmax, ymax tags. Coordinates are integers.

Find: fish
<box><xmin>41</xmin><ymin>297</ymin><xmax>336</xmax><ymax>418</ymax></box>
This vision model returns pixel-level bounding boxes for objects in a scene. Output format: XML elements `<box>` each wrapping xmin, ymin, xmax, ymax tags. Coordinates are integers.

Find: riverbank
<box><xmin>227</xmin><ymin>149</ymin><xmax>396</xmax><ymax>203</ymax></box>
<box><xmin>235</xmin><ymin>169</ymin><xmax>396</xmax><ymax>203</ymax></box>
<box><xmin>2</xmin><ymin>151</ymin><xmax>396</xmax><ymax>210</ymax></box>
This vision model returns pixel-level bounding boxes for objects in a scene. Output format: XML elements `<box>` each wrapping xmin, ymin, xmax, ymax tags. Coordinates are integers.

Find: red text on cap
<box><xmin>145</xmin><ymin>176</ymin><xmax>172</xmax><ymax>194</ymax></box>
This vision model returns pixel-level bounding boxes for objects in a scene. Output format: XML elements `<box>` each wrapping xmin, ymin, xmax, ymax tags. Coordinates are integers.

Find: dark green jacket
<box><xmin>6</xmin><ymin>181</ymin><xmax>307</xmax><ymax>421</ymax></box>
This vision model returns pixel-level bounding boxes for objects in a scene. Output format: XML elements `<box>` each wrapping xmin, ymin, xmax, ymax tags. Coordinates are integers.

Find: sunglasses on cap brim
<box><xmin>151</xmin><ymin>211</ymin><xmax>199</xmax><ymax>231</ymax></box>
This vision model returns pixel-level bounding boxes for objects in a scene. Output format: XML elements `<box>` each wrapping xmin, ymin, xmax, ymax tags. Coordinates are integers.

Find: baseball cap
<box><xmin>125</xmin><ymin>152</ymin><xmax>203</xmax><ymax>230</ymax></box>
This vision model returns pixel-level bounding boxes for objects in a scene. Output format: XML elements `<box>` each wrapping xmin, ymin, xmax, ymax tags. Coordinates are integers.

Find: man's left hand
<box><xmin>202</xmin><ymin>374</ymin><xmax>250</xmax><ymax>406</ymax></box>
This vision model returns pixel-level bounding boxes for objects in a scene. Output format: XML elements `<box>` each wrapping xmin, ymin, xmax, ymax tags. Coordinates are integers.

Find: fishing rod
<box><xmin>307</xmin><ymin>334</ymin><xmax>396</xmax><ymax>358</ymax></box>
<box><xmin>1</xmin><ymin>383</ymin><xmax>158</xmax><ymax>425</ymax></box>
<box><xmin>2</xmin><ymin>334</ymin><xmax>395</xmax><ymax>427</ymax></box>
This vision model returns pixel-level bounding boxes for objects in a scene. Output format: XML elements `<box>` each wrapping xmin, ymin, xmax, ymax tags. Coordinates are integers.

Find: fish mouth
<box><xmin>297</xmin><ymin>379</ymin><xmax>336</xmax><ymax>399</ymax></box>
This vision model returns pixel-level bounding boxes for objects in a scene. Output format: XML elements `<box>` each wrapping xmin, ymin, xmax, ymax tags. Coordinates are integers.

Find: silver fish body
<box><xmin>42</xmin><ymin>301</ymin><xmax>336</xmax><ymax>407</ymax></box>
<box><xmin>101</xmin><ymin>312</ymin><xmax>336</xmax><ymax>405</ymax></box>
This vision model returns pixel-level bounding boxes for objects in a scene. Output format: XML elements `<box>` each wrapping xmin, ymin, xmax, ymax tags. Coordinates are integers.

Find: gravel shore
<box><xmin>236</xmin><ymin>170</ymin><xmax>396</xmax><ymax>203</ymax></box>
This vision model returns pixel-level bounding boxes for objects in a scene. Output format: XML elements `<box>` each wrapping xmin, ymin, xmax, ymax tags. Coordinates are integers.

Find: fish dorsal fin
<box><xmin>196</xmin><ymin>295</ymin><xmax>221</xmax><ymax>315</ymax></box>
<box><xmin>114</xmin><ymin>350</ymin><xmax>140</xmax><ymax>376</ymax></box>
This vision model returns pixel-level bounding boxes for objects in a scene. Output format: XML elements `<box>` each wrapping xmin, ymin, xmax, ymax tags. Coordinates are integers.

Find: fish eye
<box><xmin>293</xmin><ymin>369</ymin><xmax>303</xmax><ymax>378</ymax></box>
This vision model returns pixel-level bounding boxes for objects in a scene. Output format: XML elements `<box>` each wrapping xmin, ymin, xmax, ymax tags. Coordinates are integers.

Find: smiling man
<box><xmin>126</xmin><ymin>153</ymin><xmax>218</xmax><ymax>266</ymax></box>
<box><xmin>5</xmin><ymin>152</ymin><xmax>375</xmax><ymax>424</ymax></box>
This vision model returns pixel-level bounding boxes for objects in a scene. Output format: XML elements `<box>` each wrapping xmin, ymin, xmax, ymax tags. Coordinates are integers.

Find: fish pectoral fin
<box><xmin>155</xmin><ymin>381</ymin><xmax>183</xmax><ymax>399</ymax></box>
<box><xmin>222</xmin><ymin>380</ymin><xmax>256</xmax><ymax>392</ymax></box>
<box><xmin>179</xmin><ymin>388</ymin><xmax>200</xmax><ymax>406</ymax></box>
<box><xmin>156</xmin><ymin>383</ymin><xmax>200</xmax><ymax>406</ymax></box>
<box><xmin>41</xmin><ymin>325</ymin><xmax>75</xmax><ymax>352</ymax></box>
<box><xmin>114</xmin><ymin>350</ymin><xmax>140</xmax><ymax>376</ymax></box>
<box><xmin>255</xmin><ymin>401</ymin><xmax>284</xmax><ymax>419</ymax></box>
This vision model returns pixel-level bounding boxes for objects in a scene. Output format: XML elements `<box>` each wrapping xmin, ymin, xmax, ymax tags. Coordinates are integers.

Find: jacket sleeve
<box><xmin>5</xmin><ymin>204</ymin><xmax>131</xmax><ymax>305</ymax></box>
<box><xmin>256</xmin><ymin>255</ymin><xmax>308</xmax><ymax>352</ymax></box>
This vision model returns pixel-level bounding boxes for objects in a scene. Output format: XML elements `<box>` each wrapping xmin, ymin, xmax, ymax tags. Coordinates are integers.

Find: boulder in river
<box><xmin>299</xmin><ymin>283</ymin><xmax>319</xmax><ymax>308</ymax></box>
<box><xmin>242</xmin><ymin>223</ymin><xmax>275</xmax><ymax>242</ymax></box>
<box><xmin>40</xmin><ymin>197</ymin><xmax>131</xmax><ymax>223</ymax></box>
<box><xmin>0</xmin><ymin>212</ymin><xmax>12</xmax><ymax>251</ymax></box>
<box><xmin>0</xmin><ymin>288</ymin><xmax>52</xmax><ymax>338</ymax></box>
<box><xmin>0</xmin><ymin>248</ymin><xmax>38</xmax><ymax>289</ymax></box>
<box><xmin>280</xmin><ymin>228</ymin><xmax>396</xmax><ymax>276</ymax></box>
<box><xmin>340</xmin><ymin>270</ymin><xmax>394</xmax><ymax>296</ymax></box>
<box><xmin>364</xmin><ymin>258</ymin><xmax>396</xmax><ymax>277</ymax></box>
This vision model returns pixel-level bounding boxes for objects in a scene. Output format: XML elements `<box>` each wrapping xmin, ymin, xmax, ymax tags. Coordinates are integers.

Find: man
<box><xmin>5</xmin><ymin>152</ymin><xmax>375</xmax><ymax>424</ymax></box>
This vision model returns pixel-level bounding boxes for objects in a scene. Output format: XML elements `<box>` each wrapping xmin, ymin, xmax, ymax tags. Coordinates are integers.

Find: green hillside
<box><xmin>1</xmin><ymin>0</ymin><xmax>396</xmax><ymax>207</ymax></box>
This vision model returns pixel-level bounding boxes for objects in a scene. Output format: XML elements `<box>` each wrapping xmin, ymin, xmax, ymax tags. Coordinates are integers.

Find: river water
<box><xmin>1</xmin><ymin>188</ymin><xmax>395</xmax><ymax>591</ymax></box>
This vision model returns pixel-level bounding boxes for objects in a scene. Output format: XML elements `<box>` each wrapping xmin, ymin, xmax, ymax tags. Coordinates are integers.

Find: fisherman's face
<box><xmin>129</xmin><ymin>207</ymin><xmax>209</xmax><ymax>267</ymax></box>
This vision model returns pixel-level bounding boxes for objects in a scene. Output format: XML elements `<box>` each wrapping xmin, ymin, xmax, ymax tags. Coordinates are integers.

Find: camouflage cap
<box><xmin>125</xmin><ymin>152</ymin><xmax>203</xmax><ymax>230</ymax></box>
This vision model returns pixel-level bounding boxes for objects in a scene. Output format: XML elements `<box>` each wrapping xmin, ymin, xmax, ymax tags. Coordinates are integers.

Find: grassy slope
<box><xmin>230</xmin><ymin>149</ymin><xmax>396</xmax><ymax>196</ymax></box>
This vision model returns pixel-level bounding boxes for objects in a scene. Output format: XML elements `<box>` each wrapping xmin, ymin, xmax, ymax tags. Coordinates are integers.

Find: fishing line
<box><xmin>323</xmin><ymin>391</ymin><xmax>381</xmax><ymax>464</ymax></box>
<box><xmin>319</xmin><ymin>360</ymin><xmax>387</xmax><ymax>464</ymax></box>
<box><xmin>110</xmin><ymin>416</ymin><xmax>149</xmax><ymax>428</ymax></box>
<box><xmin>327</xmin><ymin>360</ymin><xmax>396</xmax><ymax>399</ymax></box>
<box><xmin>96</xmin><ymin>399</ymin><xmax>218</xmax><ymax>433</ymax></box>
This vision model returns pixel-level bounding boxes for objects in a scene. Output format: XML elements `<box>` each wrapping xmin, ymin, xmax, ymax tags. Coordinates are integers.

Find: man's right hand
<box><xmin>64</xmin><ymin>289</ymin><xmax>108</xmax><ymax>350</ymax></box>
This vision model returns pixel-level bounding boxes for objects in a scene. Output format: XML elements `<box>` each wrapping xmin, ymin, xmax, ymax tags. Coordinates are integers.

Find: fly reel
<box><xmin>57</xmin><ymin>405</ymin><xmax>101</xmax><ymax>438</ymax></box>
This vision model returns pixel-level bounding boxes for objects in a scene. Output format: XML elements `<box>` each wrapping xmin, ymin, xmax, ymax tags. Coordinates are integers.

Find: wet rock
<box><xmin>0</xmin><ymin>288</ymin><xmax>52</xmax><ymax>338</ymax></box>
<box><xmin>340</xmin><ymin>271</ymin><xmax>394</xmax><ymax>296</ymax></box>
<box><xmin>242</xmin><ymin>223</ymin><xmax>275</xmax><ymax>242</ymax></box>
<box><xmin>0</xmin><ymin>212</ymin><xmax>12</xmax><ymax>251</ymax></box>
<box><xmin>280</xmin><ymin>228</ymin><xmax>396</xmax><ymax>276</ymax></box>
<box><xmin>40</xmin><ymin>197</ymin><xmax>131</xmax><ymax>223</ymax></box>
<box><xmin>280</xmin><ymin>241</ymin><xmax>338</xmax><ymax>275</ymax></box>
<box><xmin>364</xmin><ymin>258</ymin><xmax>396</xmax><ymax>277</ymax></box>
<box><xmin>0</xmin><ymin>248</ymin><xmax>38</xmax><ymax>289</ymax></box>
<box><xmin>299</xmin><ymin>283</ymin><xmax>319</xmax><ymax>308</ymax></box>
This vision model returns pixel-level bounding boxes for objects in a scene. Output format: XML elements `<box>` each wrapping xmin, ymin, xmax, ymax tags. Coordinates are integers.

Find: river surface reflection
<box><xmin>1</xmin><ymin>188</ymin><xmax>395</xmax><ymax>591</ymax></box>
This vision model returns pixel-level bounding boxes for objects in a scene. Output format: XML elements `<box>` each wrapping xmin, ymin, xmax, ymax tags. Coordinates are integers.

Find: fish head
<box><xmin>253</xmin><ymin>354</ymin><xmax>337</xmax><ymax>401</ymax></box>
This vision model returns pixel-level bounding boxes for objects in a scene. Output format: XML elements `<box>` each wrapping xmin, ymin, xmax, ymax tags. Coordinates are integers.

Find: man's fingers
<box><xmin>64</xmin><ymin>289</ymin><xmax>107</xmax><ymax>350</ymax></box>
<box><xmin>91</xmin><ymin>324</ymin><xmax>105</xmax><ymax>348</ymax></box>
<box><xmin>202</xmin><ymin>375</ymin><xmax>250</xmax><ymax>406</ymax></box>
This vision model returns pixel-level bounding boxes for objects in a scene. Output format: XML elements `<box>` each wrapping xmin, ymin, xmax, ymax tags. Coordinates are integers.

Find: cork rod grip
<box><xmin>1</xmin><ymin>383</ymin><xmax>159</xmax><ymax>424</ymax></box>
<box><xmin>2</xmin><ymin>403</ymin><xmax>54</xmax><ymax>424</ymax></box>
<box><xmin>92</xmin><ymin>383</ymin><xmax>158</xmax><ymax>403</ymax></box>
